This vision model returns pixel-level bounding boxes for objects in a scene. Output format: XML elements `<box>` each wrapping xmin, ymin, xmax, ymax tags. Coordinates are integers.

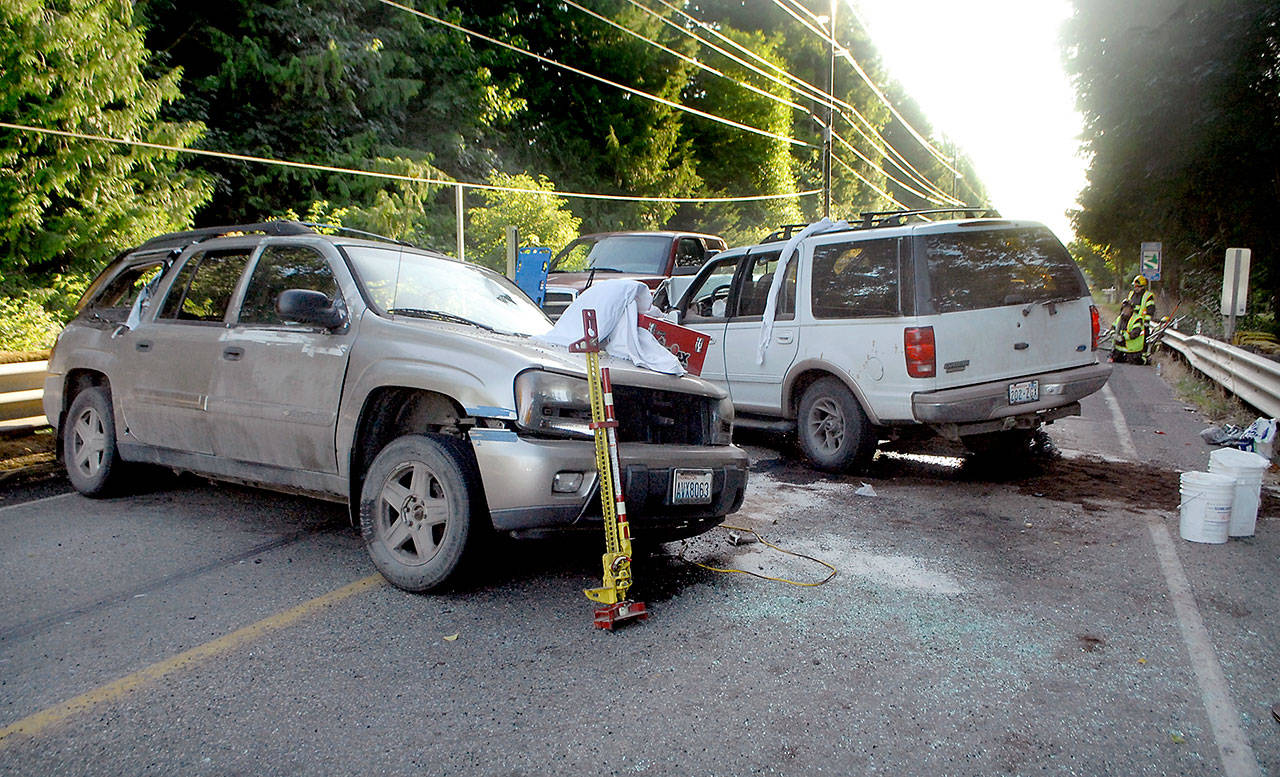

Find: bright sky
<box><xmin>849</xmin><ymin>0</ymin><xmax>1086</xmax><ymax>243</ymax></box>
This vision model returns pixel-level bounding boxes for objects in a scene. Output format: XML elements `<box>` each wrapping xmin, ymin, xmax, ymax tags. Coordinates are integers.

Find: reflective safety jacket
<box><xmin>1124</xmin><ymin>287</ymin><xmax>1157</xmax><ymax>324</ymax></box>
<box><xmin>1113</xmin><ymin>311</ymin><xmax>1146</xmax><ymax>353</ymax></box>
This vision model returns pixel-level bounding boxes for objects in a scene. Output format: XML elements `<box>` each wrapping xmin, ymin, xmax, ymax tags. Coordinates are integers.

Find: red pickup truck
<box><xmin>541</xmin><ymin>231</ymin><xmax>726</xmax><ymax>319</ymax></box>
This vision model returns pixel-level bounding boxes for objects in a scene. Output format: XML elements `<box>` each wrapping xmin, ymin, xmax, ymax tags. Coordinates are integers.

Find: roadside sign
<box><xmin>1140</xmin><ymin>241</ymin><xmax>1161</xmax><ymax>281</ymax></box>
<box><xmin>1220</xmin><ymin>247</ymin><xmax>1251</xmax><ymax>317</ymax></box>
<box><xmin>515</xmin><ymin>247</ymin><xmax>551</xmax><ymax>307</ymax></box>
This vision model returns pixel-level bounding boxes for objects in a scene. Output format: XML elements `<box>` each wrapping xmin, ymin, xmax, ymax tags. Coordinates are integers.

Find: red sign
<box><xmin>638</xmin><ymin>314</ymin><xmax>711</xmax><ymax>376</ymax></box>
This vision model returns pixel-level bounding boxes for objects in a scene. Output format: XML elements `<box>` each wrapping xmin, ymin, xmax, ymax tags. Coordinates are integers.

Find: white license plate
<box><xmin>671</xmin><ymin>468</ymin><xmax>713</xmax><ymax>505</ymax></box>
<box><xmin>1008</xmin><ymin>379</ymin><xmax>1040</xmax><ymax>405</ymax></box>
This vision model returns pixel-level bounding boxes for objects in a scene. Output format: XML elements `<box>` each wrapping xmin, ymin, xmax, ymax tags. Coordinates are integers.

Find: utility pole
<box><xmin>822</xmin><ymin>0</ymin><xmax>835</xmax><ymax>219</ymax></box>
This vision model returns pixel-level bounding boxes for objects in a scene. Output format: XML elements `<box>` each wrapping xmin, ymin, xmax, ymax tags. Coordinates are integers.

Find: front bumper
<box><xmin>468</xmin><ymin>429</ymin><xmax>748</xmax><ymax>537</ymax></box>
<box><xmin>911</xmin><ymin>362</ymin><xmax>1112</xmax><ymax>427</ymax></box>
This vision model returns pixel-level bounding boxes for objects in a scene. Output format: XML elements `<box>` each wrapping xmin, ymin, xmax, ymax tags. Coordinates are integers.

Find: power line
<box><xmin>830</xmin><ymin>151</ymin><xmax>909</xmax><ymax>210</ymax></box>
<box><xmin>634</xmin><ymin>0</ymin><xmax>963</xmax><ymax>206</ymax></box>
<box><xmin>560</xmin><ymin>0</ymin><xmax>807</xmax><ymax>113</ymax></box>
<box><xmin>375</xmin><ymin>0</ymin><xmax>817</xmax><ymax>150</ymax></box>
<box><xmin>0</xmin><ymin>121</ymin><xmax>820</xmax><ymax>204</ymax></box>
<box><xmin>570</xmin><ymin>0</ymin><xmax>956</xmax><ymax>205</ymax></box>
<box><xmin>774</xmin><ymin>0</ymin><xmax>963</xmax><ymax>178</ymax></box>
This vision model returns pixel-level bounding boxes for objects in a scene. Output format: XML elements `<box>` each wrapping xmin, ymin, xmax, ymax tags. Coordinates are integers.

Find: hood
<box><xmin>384</xmin><ymin>315</ymin><xmax>728</xmax><ymax>401</ymax></box>
<box><xmin>545</xmin><ymin>271</ymin><xmax>666</xmax><ymax>292</ymax></box>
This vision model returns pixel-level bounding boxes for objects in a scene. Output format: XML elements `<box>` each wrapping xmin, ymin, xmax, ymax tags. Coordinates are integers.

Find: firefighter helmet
<box><xmin>1132</xmin><ymin>274</ymin><xmax>1148</xmax><ymax>288</ymax></box>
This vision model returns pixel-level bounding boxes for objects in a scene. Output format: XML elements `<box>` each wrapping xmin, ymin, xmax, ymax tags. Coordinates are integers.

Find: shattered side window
<box><xmin>810</xmin><ymin>238</ymin><xmax>900</xmax><ymax>319</ymax></box>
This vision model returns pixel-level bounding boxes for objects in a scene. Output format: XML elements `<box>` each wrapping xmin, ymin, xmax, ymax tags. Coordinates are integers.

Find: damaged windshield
<box><xmin>343</xmin><ymin>244</ymin><xmax>552</xmax><ymax>336</ymax></box>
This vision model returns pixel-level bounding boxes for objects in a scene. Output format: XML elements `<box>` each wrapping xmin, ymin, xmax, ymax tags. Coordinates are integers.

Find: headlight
<box><xmin>514</xmin><ymin>370</ymin><xmax>594</xmax><ymax>439</ymax></box>
<box><xmin>710</xmin><ymin>394</ymin><xmax>734</xmax><ymax>445</ymax></box>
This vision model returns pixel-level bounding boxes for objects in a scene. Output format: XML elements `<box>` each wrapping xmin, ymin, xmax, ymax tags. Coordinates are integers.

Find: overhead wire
<box><xmin>560</xmin><ymin>0</ymin><xmax>807</xmax><ymax>113</ymax></box>
<box><xmin>0</xmin><ymin>121</ymin><xmax>820</xmax><ymax>204</ymax></box>
<box><xmin>830</xmin><ymin>152</ymin><xmax>909</xmax><ymax>210</ymax></box>
<box><xmin>630</xmin><ymin>0</ymin><xmax>964</xmax><ymax>206</ymax></box>
<box><xmin>772</xmin><ymin>0</ymin><xmax>963</xmax><ymax>179</ymax></box>
<box><xmin>374</xmin><ymin>0</ymin><xmax>817</xmax><ymax>149</ymax></box>
<box><xmin>567</xmin><ymin>0</ymin><xmax>952</xmax><ymax>207</ymax></box>
<box><xmin>769</xmin><ymin>0</ymin><xmax>966</xmax><ymax>203</ymax></box>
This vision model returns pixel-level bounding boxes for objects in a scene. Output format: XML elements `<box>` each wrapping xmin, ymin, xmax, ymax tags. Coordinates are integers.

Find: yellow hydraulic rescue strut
<box><xmin>569</xmin><ymin>309</ymin><xmax>649</xmax><ymax>630</ymax></box>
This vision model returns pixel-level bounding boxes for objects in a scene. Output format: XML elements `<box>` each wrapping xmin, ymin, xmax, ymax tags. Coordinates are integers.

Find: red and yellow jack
<box><xmin>570</xmin><ymin>309</ymin><xmax>649</xmax><ymax>630</ymax></box>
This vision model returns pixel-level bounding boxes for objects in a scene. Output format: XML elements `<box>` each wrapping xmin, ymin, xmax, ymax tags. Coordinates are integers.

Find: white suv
<box><xmin>668</xmin><ymin>212</ymin><xmax>1112</xmax><ymax>471</ymax></box>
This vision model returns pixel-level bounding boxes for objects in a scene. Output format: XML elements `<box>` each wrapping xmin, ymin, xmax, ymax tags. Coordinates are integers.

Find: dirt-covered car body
<box><xmin>44</xmin><ymin>222</ymin><xmax>747</xmax><ymax>591</ymax></box>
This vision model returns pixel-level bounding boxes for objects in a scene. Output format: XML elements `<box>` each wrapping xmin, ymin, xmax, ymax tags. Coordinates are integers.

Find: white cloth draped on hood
<box><xmin>535</xmin><ymin>279</ymin><xmax>685</xmax><ymax>375</ymax></box>
<box><xmin>757</xmin><ymin>217</ymin><xmax>850</xmax><ymax>364</ymax></box>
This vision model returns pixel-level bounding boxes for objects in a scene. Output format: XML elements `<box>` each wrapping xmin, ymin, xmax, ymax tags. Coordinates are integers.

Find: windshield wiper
<box><xmin>388</xmin><ymin>308</ymin><xmax>495</xmax><ymax>331</ymax></box>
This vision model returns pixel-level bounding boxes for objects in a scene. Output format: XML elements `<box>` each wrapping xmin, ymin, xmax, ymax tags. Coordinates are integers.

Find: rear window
<box><xmin>77</xmin><ymin>257</ymin><xmax>166</xmax><ymax>321</ymax></box>
<box><xmin>924</xmin><ymin>227</ymin><xmax>1086</xmax><ymax>313</ymax></box>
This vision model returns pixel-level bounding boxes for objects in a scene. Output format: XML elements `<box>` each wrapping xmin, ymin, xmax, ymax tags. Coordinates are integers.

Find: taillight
<box><xmin>904</xmin><ymin>326</ymin><xmax>936</xmax><ymax>378</ymax></box>
<box><xmin>1089</xmin><ymin>305</ymin><xmax>1100</xmax><ymax>350</ymax></box>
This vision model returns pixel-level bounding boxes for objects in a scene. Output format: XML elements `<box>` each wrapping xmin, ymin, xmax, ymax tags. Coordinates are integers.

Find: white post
<box><xmin>505</xmin><ymin>226</ymin><xmax>518</xmax><ymax>279</ymax></box>
<box><xmin>1226</xmin><ymin>252</ymin><xmax>1240</xmax><ymax>343</ymax></box>
<box><xmin>455</xmin><ymin>184</ymin><xmax>465</xmax><ymax>262</ymax></box>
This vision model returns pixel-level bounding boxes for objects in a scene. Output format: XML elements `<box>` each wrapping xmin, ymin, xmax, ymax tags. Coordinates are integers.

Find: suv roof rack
<box><xmin>298</xmin><ymin>222</ymin><xmax>414</xmax><ymax>247</ymax></box>
<box><xmin>134</xmin><ymin>220</ymin><xmax>316</xmax><ymax>252</ymax></box>
<box><xmin>857</xmin><ymin>207</ymin><xmax>1000</xmax><ymax>228</ymax></box>
<box><xmin>762</xmin><ymin>207</ymin><xmax>1002</xmax><ymax>243</ymax></box>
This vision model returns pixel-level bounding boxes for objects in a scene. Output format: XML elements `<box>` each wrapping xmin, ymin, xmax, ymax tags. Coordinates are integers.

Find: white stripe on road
<box><xmin>1100</xmin><ymin>383</ymin><xmax>1141</xmax><ymax>460</ymax></box>
<box><xmin>1147</xmin><ymin>519</ymin><xmax>1261</xmax><ymax>777</ymax></box>
<box><xmin>0</xmin><ymin>492</ymin><xmax>75</xmax><ymax>515</ymax></box>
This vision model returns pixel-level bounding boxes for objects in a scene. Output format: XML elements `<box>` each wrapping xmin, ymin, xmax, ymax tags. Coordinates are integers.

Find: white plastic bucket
<box><xmin>1178</xmin><ymin>471</ymin><xmax>1235</xmax><ymax>544</ymax></box>
<box><xmin>1208</xmin><ymin>448</ymin><xmax>1269</xmax><ymax>537</ymax></box>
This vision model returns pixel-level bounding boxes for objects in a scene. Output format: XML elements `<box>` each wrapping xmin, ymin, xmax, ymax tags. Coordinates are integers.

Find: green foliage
<box><xmin>466</xmin><ymin>172</ymin><xmax>581</xmax><ymax>271</ymax></box>
<box><xmin>1068</xmin><ymin>238</ymin><xmax>1123</xmax><ymax>290</ymax></box>
<box><xmin>0</xmin><ymin>0</ymin><xmax>212</xmax><ymax>298</ymax></box>
<box><xmin>1065</xmin><ymin>0</ymin><xmax>1280</xmax><ymax>315</ymax></box>
<box><xmin>0</xmin><ymin>291</ymin><xmax>64</xmax><ymax>351</ymax></box>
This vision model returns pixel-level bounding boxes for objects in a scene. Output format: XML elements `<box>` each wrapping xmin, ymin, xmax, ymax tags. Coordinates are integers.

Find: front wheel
<box><xmin>796</xmin><ymin>377</ymin><xmax>876</xmax><ymax>472</ymax></box>
<box><xmin>359</xmin><ymin>434</ymin><xmax>483</xmax><ymax>593</ymax></box>
<box><xmin>63</xmin><ymin>386</ymin><xmax>126</xmax><ymax>497</ymax></box>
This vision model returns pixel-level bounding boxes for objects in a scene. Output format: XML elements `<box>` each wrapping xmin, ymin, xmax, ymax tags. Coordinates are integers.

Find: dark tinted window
<box><xmin>735</xmin><ymin>251</ymin><xmax>794</xmax><ymax>320</ymax></box>
<box><xmin>158</xmin><ymin>249</ymin><xmax>253</xmax><ymax>323</ymax></box>
<box><xmin>674</xmin><ymin>238</ymin><xmax>705</xmax><ymax>269</ymax></box>
<box><xmin>810</xmin><ymin>238</ymin><xmax>899</xmax><ymax>319</ymax></box>
<box><xmin>238</xmin><ymin>245</ymin><xmax>339</xmax><ymax>325</ymax></box>
<box><xmin>925</xmin><ymin>227</ymin><xmax>1085</xmax><ymax>313</ymax></box>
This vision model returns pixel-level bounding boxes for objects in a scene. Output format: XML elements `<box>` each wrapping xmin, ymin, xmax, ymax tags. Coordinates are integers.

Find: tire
<box><xmin>797</xmin><ymin>377</ymin><xmax>876</xmax><ymax>472</ymax></box>
<box><xmin>63</xmin><ymin>386</ymin><xmax>126</xmax><ymax>497</ymax></box>
<box><xmin>358</xmin><ymin>434</ymin><xmax>483</xmax><ymax>593</ymax></box>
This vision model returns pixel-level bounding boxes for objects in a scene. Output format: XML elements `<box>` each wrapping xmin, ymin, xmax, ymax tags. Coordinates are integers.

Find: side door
<box><xmin>674</xmin><ymin>253</ymin><xmax>748</xmax><ymax>388</ymax></box>
<box><xmin>116</xmin><ymin>247</ymin><xmax>255</xmax><ymax>454</ymax></box>
<box><xmin>721</xmin><ymin>250</ymin><xmax>800</xmax><ymax>414</ymax></box>
<box><xmin>207</xmin><ymin>241</ymin><xmax>355</xmax><ymax>474</ymax></box>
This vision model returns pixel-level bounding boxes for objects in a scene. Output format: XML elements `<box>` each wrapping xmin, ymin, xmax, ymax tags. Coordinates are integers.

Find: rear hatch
<box><xmin>913</xmin><ymin>222</ymin><xmax>1097</xmax><ymax>390</ymax></box>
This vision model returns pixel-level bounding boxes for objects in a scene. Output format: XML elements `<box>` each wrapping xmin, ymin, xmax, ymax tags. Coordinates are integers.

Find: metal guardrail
<box><xmin>1161</xmin><ymin>329</ymin><xmax>1280</xmax><ymax>418</ymax></box>
<box><xmin>0</xmin><ymin>361</ymin><xmax>48</xmax><ymax>431</ymax></box>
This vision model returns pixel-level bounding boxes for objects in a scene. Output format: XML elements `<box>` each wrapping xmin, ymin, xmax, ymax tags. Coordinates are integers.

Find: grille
<box><xmin>610</xmin><ymin>384</ymin><xmax>712</xmax><ymax>445</ymax></box>
<box><xmin>542</xmin><ymin>290</ymin><xmax>575</xmax><ymax>321</ymax></box>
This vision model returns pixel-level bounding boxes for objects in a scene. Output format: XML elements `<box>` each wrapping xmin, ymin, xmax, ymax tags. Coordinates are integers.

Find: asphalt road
<box><xmin>0</xmin><ymin>361</ymin><xmax>1276</xmax><ymax>776</ymax></box>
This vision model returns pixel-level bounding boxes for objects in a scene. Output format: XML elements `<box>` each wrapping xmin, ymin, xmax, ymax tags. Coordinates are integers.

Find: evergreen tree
<box><xmin>0</xmin><ymin>0</ymin><xmax>212</xmax><ymax>314</ymax></box>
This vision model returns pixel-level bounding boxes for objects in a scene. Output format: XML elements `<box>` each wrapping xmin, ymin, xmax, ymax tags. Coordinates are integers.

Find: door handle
<box><xmin>135</xmin><ymin>340</ymin><xmax>152</xmax><ymax>352</ymax></box>
<box><xmin>775</xmin><ymin>334</ymin><xmax>794</xmax><ymax>344</ymax></box>
<box><xmin>223</xmin><ymin>346</ymin><xmax>245</xmax><ymax>361</ymax></box>
<box><xmin>1014</xmin><ymin>342</ymin><xmax>1030</xmax><ymax>350</ymax></box>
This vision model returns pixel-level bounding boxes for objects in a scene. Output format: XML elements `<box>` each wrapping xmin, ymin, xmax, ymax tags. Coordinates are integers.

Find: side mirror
<box><xmin>277</xmin><ymin>289</ymin><xmax>346</xmax><ymax>330</ymax></box>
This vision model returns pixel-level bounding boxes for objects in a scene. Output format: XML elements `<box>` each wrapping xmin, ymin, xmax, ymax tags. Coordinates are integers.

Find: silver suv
<box><xmin>44</xmin><ymin>222</ymin><xmax>747</xmax><ymax>591</ymax></box>
<box><xmin>668</xmin><ymin>211</ymin><xmax>1112</xmax><ymax>470</ymax></box>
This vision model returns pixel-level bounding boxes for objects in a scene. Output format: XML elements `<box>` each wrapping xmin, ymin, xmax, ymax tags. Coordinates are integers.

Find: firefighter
<box><xmin>1125</xmin><ymin>274</ymin><xmax>1157</xmax><ymax>327</ymax></box>
<box><xmin>1110</xmin><ymin>300</ymin><xmax>1147</xmax><ymax>364</ymax></box>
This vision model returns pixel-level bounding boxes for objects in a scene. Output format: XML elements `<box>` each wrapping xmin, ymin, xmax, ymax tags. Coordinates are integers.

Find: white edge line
<box><xmin>0</xmin><ymin>492</ymin><xmax>76</xmax><ymax>515</ymax></box>
<box><xmin>1100</xmin><ymin>383</ymin><xmax>1142</xmax><ymax>460</ymax></box>
<box><xmin>1146</xmin><ymin>517</ymin><xmax>1262</xmax><ymax>777</ymax></box>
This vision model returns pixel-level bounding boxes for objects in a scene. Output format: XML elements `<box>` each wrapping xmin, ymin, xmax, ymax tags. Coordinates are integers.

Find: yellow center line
<box><xmin>0</xmin><ymin>574</ymin><xmax>384</xmax><ymax>749</ymax></box>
